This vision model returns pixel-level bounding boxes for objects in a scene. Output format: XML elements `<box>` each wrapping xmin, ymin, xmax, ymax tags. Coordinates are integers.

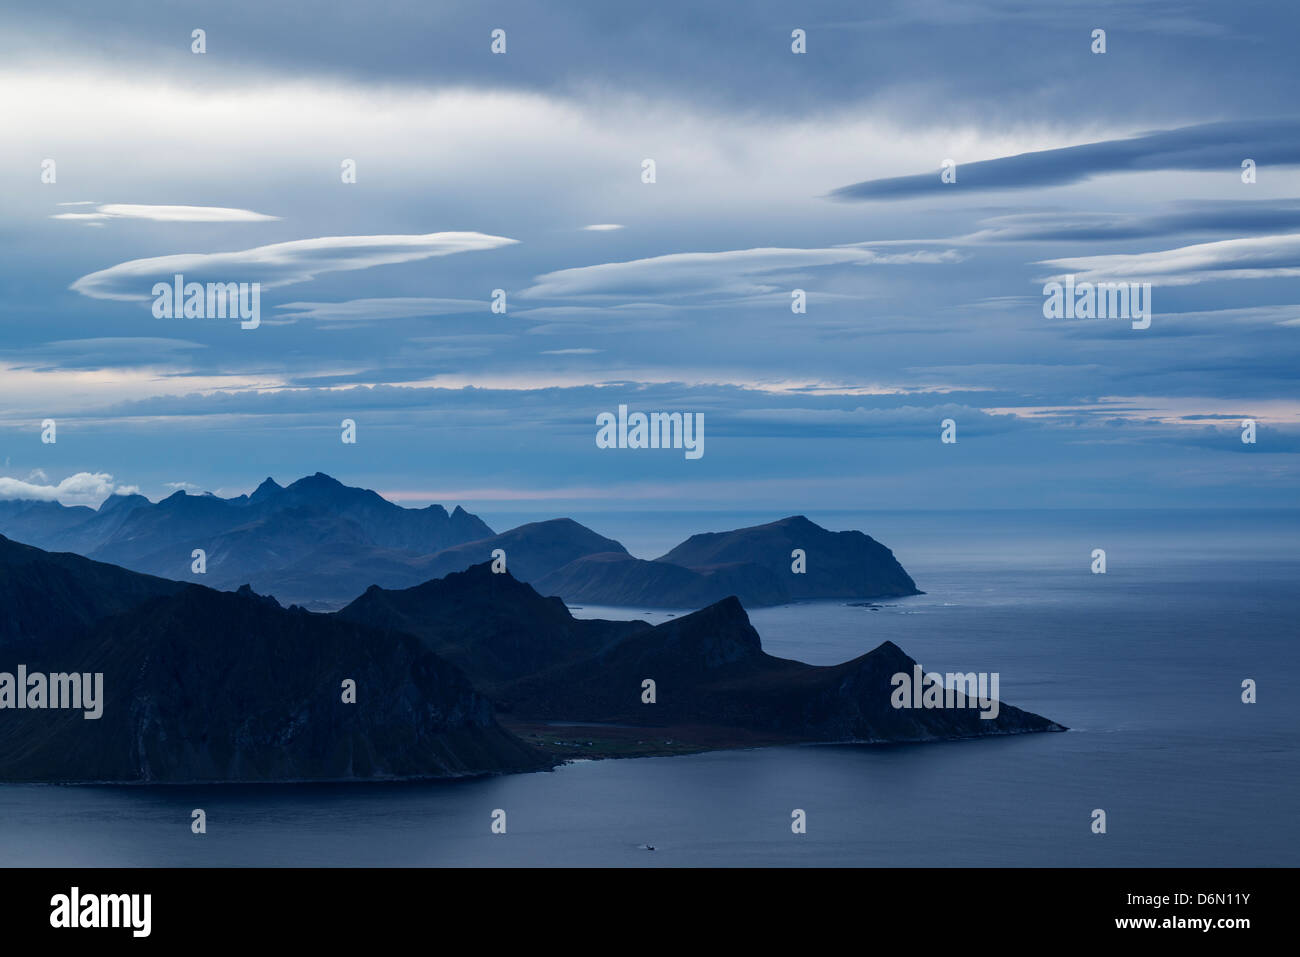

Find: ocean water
<box><xmin>1</xmin><ymin>510</ymin><xmax>1296</xmax><ymax>866</ymax></box>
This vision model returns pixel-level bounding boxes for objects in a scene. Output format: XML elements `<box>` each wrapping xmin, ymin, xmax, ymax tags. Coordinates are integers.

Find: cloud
<box><xmin>0</xmin><ymin>471</ymin><xmax>120</xmax><ymax>505</ymax></box>
<box><xmin>3</xmin><ymin>337</ymin><xmax>207</xmax><ymax>371</ymax></box>
<box><xmin>6</xmin><ymin>0</ymin><xmax>1281</xmax><ymax>132</ymax></box>
<box><xmin>53</xmin><ymin>203</ymin><xmax>279</xmax><ymax>223</ymax></box>
<box><xmin>1037</xmin><ymin>233</ymin><xmax>1300</xmax><ymax>286</ymax></box>
<box><xmin>829</xmin><ymin>118</ymin><xmax>1300</xmax><ymax>200</ymax></box>
<box><xmin>966</xmin><ymin>200</ymin><xmax>1300</xmax><ymax>243</ymax></box>
<box><xmin>70</xmin><ymin>232</ymin><xmax>520</xmax><ymax>302</ymax></box>
<box><xmin>726</xmin><ymin>402</ymin><xmax>1021</xmax><ymax>439</ymax></box>
<box><xmin>980</xmin><ymin>395</ymin><xmax>1300</xmax><ymax>430</ymax></box>
<box><xmin>513</xmin><ymin>303</ymin><xmax>680</xmax><ymax>323</ymax></box>
<box><xmin>582</xmin><ymin>224</ymin><xmax>625</xmax><ymax>231</ymax></box>
<box><xmin>273</xmin><ymin>297</ymin><xmax>487</xmax><ymax>322</ymax></box>
<box><xmin>838</xmin><ymin>0</ymin><xmax>1230</xmax><ymax>37</ymax></box>
<box><xmin>521</xmin><ymin>246</ymin><xmax>962</xmax><ymax>300</ymax></box>
<box><xmin>3</xmin><ymin>11</ymin><xmax>1298</xmax><ymax>511</ymax></box>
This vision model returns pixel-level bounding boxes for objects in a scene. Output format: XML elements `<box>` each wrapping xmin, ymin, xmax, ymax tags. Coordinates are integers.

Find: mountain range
<box><xmin>342</xmin><ymin>563</ymin><xmax>1060</xmax><ymax>747</ymax></box>
<box><xmin>0</xmin><ymin>535</ymin><xmax>1062</xmax><ymax>783</ymax></box>
<box><xmin>0</xmin><ymin>473</ymin><xmax>920</xmax><ymax>610</ymax></box>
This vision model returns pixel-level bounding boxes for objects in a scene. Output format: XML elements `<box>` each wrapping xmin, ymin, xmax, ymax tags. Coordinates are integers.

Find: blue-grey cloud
<box><xmin>2</xmin><ymin>1</ymin><xmax>1298</xmax><ymax>511</ymax></box>
<box><xmin>6</xmin><ymin>1</ymin><xmax>1294</xmax><ymax>126</ymax></box>
<box><xmin>274</xmin><ymin>298</ymin><xmax>488</xmax><ymax>323</ymax></box>
<box><xmin>3</xmin><ymin>337</ymin><xmax>207</xmax><ymax>372</ymax></box>
<box><xmin>829</xmin><ymin>118</ymin><xmax>1300</xmax><ymax>201</ymax></box>
<box><xmin>521</xmin><ymin>247</ymin><xmax>963</xmax><ymax>300</ymax></box>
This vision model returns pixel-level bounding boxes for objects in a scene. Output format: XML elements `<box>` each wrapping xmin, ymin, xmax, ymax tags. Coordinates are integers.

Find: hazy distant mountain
<box><xmin>0</xmin><ymin>476</ymin><xmax>920</xmax><ymax>611</ymax></box>
<box><xmin>0</xmin><ymin>499</ymin><xmax>99</xmax><ymax>547</ymax></box>
<box><xmin>414</xmin><ymin>518</ymin><xmax>629</xmax><ymax>585</ymax></box>
<box><xmin>533</xmin><ymin>551</ymin><xmax>790</xmax><ymax>608</ymax></box>
<box><xmin>0</xmin><ymin>473</ymin><xmax>495</xmax><ymax>608</ymax></box>
<box><xmin>218</xmin><ymin>513</ymin><xmax>629</xmax><ymax>608</ymax></box>
<box><xmin>530</xmin><ymin>515</ymin><xmax>919</xmax><ymax>608</ymax></box>
<box><xmin>658</xmin><ymin>515</ymin><xmax>920</xmax><ymax>600</ymax></box>
<box><xmin>0</xmin><ymin>538</ymin><xmax>549</xmax><ymax>783</ymax></box>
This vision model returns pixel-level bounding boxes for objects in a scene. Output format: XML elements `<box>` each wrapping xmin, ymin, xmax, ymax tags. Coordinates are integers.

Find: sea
<box><xmin>1</xmin><ymin>509</ymin><xmax>1296</xmax><ymax>866</ymax></box>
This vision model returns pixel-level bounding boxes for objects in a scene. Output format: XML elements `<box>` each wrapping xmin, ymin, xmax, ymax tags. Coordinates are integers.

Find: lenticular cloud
<box><xmin>70</xmin><ymin>232</ymin><xmax>520</xmax><ymax>302</ymax></box>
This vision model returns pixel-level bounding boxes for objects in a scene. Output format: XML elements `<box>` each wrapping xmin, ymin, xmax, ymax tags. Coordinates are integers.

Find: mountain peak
<box><xmin>235</xmin><ymin>583</ymin><xmax>282</xmax><ymax>608</ymax></box>
<box><xmin>98</xmin><ymin>492</ymin><xmax>150</xmax><ymax>514</ymax></box>
<box><xmin>651</xmin><ymin>594</ymin><xmax>763</xmax><ymax>657</ymax></box>
<box><xmin>294</xmin><ymin>472</ymin><xmax>344</xmax><ymax>488</ymax></box>
<box><xmin>249</xmin><ymin>476</ymin><xmax>283</xmax><ymax>503</ymax></box>
<box><xmin>280</xmin><ymin>472</ymin><xmax>359</xmax><ymax>504</ymax></box>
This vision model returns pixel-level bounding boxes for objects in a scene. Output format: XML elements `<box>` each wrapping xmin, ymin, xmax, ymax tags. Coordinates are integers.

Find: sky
<box><xmin>1</xmin><ymin>0</ymin><xmax>1297</xmax><ymax>514</ymax></box>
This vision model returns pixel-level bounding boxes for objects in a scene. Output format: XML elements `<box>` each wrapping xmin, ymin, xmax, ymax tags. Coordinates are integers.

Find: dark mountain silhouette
<box><xmin>498</xmin><ymin>595</ymin><xmax>1060</xmax><ymax>741</ymax></box>
<box><xmin>0</xmin><ymin>539</ymin><xmax>550</xmax><ymax>783</ymax></box>
<box><xmin>342</xmin><ymin>564</ymin><xmax>1063</xmax><ymax>747</ymax></box>
<box><xmin>0</xmin><ymin>538</ymin><xmax>1059</xmax><ymax>782</ymax></box>
<box><xmin>0</xmin><ymin>534</ymin><xmax>183</xmax><ymax>649</ymax></box>
<box><xmin>338</xmin><ymin>563</ymin><xmax>647</xmax><ymax>694</ymax></box>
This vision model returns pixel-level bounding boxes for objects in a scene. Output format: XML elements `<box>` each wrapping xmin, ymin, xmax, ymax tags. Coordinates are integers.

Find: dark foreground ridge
<box><xmin>0</xmin><ymin>540</ymin><xmax>1059</xmax><ymax>784</ymax></box>
<box><xmin>0</xmin><ymin>535</ymin><xmax>551</xmax><ymax>783</ymax></box>
<box><xmin>343</xmin><ymin>563</ymin><xmax>1064</xmax><ymax>757</ymax></box>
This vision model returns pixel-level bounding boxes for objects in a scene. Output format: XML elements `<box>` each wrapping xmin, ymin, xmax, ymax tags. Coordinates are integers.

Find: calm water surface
<box><xmin>2</xmin><ymin>510</ymin><xmax>1295</xmax><ymax>866</ymax></box>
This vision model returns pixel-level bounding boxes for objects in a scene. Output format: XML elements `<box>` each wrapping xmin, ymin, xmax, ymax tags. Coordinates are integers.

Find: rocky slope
<box><xmin>0</xmin><ymin>534</ymin><xmax>183</xmax><ymax>649</ymax></box>
<box><xmin>497</xmin><ymin>596</ymin><xmax>1059</xmax><ymax>742</ymax></box>
<box><xmin>0</xmin><ymin>538</ymin><xmax>1061</xmax><ymax>781</ymax></box>
<box><xmin>342</xmin><ymin>565</ymin><xmax>1064</xmax><ymax>746</ymax></box>
<box><xmin>0</xmin><ymin>542</ymin><xmax>550</xmax><ymax>783</ymax></box>
<box><xmin>338</xmin><ymin>563</ymin><xmax>647</xmax><ymax>694</ymax></box>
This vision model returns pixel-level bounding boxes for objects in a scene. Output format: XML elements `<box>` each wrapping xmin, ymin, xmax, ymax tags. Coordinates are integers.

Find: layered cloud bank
<box><xmin>1</xmin><ymin>2</ymin><xmax>1297</xmax><ymax>508</ymax></box>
